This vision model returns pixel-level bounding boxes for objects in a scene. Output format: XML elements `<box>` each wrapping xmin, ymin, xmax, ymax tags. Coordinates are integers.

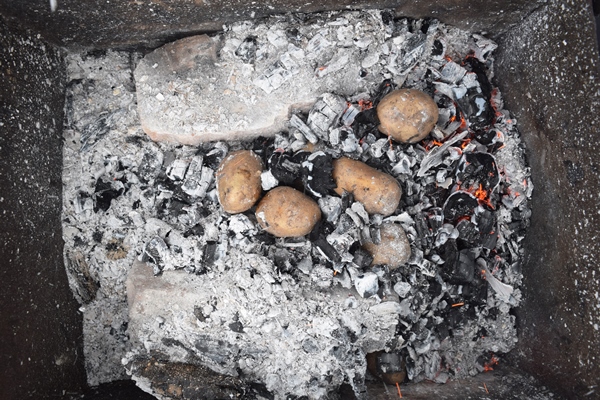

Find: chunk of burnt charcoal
<box><xmin>443</xmin><ymin>191</ymin><xmax>478</xmax><ymax>223</ymax></box>
<box><xmin>310</xmin><ymin>221</ymin><xmax>341</xmax><ymax>263</ymax></box>
<box><xmin>448</xmin><ymin>249</ymin><xmax>477</xmax><ymax>284</ymax></box>
<box><xmin>183</xmin><ymin>224</ymin><xmax>205</xmax><ymax>238</ymax></box>
<box><xmin>477</xmin><ymin>209</ymin><xmax>497</xmax><ymax>250</ymax></box>
<box><xmin>432</xmin><ymin>39</ymin><xmax>444</xmax><ymax>57</ymax></box>
<box><xmin>203</xmin><ymin>241</ymin><xmax>217</xmax><ymax>268</ymax></box>
<box><xmin>302</xmin><ymin>151</ymin><xmax>336</xmax><ymax>197</ymax></box>
<box><xmin>352</xmin><ymin>247</ymin><xmax>374</xmax><ymax>268</ymax></box>
<box><xmin>93</xmin><ymin>179</ymin><xmax>123</xmax><ymax>212</ymax></box>
<box><xmin>268</xmin><ymin>151</ymin><xmax>303</xmax><ymax>185</ymax></box>
<box><xmin>456</xmin><ymin>219</ymin><xmax>480</xmax><ymax>246</ymax></box>
<box><xmin>228</xmin><ymin>314</ymin><xmax>244</xmax><ymax>333</ymax></box>
<box><xmin>461</xmin><ymin>276</ymin><xmax>488</xmax><ymax>306</ymax></box>
<box><xmin>235</xmin><ymin>36</ymin><xmax>258</xmax><ymax>63</ymax></box>
<box><xmin>455</xmin><ymin>152</ymin><xmax>499</xmax><ymax>191</ymax></box>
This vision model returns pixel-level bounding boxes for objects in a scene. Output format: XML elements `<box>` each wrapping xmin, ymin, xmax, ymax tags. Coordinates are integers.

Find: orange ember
<box><xmin>358</xmin><ymin>98</ymin><xmax>373</xmax><ymax>111</ymax></box>
<box><xmin>483</xmin><ymin>355</ymin><xmax>499</xmax><ymax>372</ymax></box>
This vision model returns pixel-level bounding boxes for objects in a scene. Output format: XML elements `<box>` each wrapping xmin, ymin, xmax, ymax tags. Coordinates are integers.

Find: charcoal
<box><xmin>351</xmin><ymin>248</ymin><xmax>373</xmax><ymax>269</ymax></box>
<box><xmin>443</xmin><ymin>191</ymin><xmax>478</xmax><ymax>223</ymax></box>
<box><xmin>456</xmin><ymin>219</ymin><xmax>480</xmax><ymax>246</ymax></box>
<box><xmin>202</xmin><ymin>241</ymin><xmax>218</xmax><ymax>268</ymax></box>
<box><xmin>318</xmin><ymin>196</ymin><xmax>343</xmax><ymax>223</ymax></box>
<box><xmin>302</xmin><ymin>151</ymin><xmax>336</xmax><ymax>197</ymax></box>
<box><xmin>141</xmin><ymin>236</ymin><xmax>169</xmax><ymax>275</ymax></box>
<box><xmin>268</xmin><ymin>151</ymin><xmax>304</xmax><ymax>185</ymax></box>
<box><xmin>476</xmin><ymin>209</ymin><xmax>498</xmax><ymax>250</ymax></box>
<box><xmin>93</xmin><ymin>178</ymin><xmax>124</xmax><ymax>212</ymax></box>
<box><xmin>166</xmin><ymin>158</ymin><xmax>189</xmax><ymax>181</ymax></box>
<box><xmin>260</xmin><ymin>170</ymin><xmax>279</xmax><ymax>191</ymax></box>
<box><xmin>182</xmin><ymin>156</ymin><xmax>214</xmax><ymax>198</ymax></box>
<box><xmin>204</xmin><ymin>142</ymin><xmax>228</xmax><ymax>170</ymax></box>
<box><xmin>289</xmin><ymin>114</ymin><xmax>318</xmax><ymax>144</ymax></box>
<box><xmin>235</xmin><ymin>36</ymin><xmax>258</xmax><ymax>63</ymax></box>
<box><xmin>307</xmin><ymin>93</ymin><xmax>346</xmax><ymax>140</ymax></box>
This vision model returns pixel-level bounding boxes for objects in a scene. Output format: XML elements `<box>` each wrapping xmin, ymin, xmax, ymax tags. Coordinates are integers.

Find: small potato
<box><xmin>332</xmin><ymin>157</ymin><xmax>401</xmax><ymax>216</ymax></box>
<box><xmin>363</xmin><ymin>223</ymin><xmax>411</xmax><ymax>269</ymax></box>
<box><xmin>377</xmin><ymin>89</ymin><xmax>439</xmax><ymax>143</ymax></box>
<box><xmin>216</xmin><ymin>150</ymin><xmax>263</xmax><ymax>214</ymax></box>
<box><xmin>255</xmin><ymin>186</ymin><xmax>321</xmax><ymax>237</ymax></box>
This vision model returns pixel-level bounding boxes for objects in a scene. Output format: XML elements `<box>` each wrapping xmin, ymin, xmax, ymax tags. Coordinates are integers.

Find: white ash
<box><xmin>62</xmin><ymin>9</ymin><xmax>532</xmax><ymax>398</ymax></box>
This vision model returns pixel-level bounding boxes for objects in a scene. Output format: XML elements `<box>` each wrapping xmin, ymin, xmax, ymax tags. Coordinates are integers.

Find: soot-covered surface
<box><xmin>495</xmin><ymin>1</ymin><xmax>600</xmax><ymax>398</ymax></box>
<box><xmin>0</xmin><ymin>18</ymin><xmax>86</xmax><ymax>399</ymax></box>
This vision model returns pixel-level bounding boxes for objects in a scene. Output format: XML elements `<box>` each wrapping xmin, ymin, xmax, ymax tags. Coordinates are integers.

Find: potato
<box><xmin>332</xmin><ymin>157</ymin><xmax>401</xmax><ymax>216</ymax></box>
<box><xmin>216</xmin><ymin>150</ymin><xmax>263</xmax><ymax>214</ymax></box>
<box><xmin>363</xmin><ymin>223</ymin><xmax>411</xmax><ymax>269</ymax></box>
<box><xmin>377</xmin><ymin>89</ymin><xmax>439</xmax><ymax>143</ymax></box>
<box><xmin>255</xmin><ymin>186</ymin><xmax>321</xmax><ymax>237</ymax></box>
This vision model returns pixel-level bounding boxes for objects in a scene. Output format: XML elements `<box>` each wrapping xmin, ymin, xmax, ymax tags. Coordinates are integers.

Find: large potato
<box><xmin>332</xmin><ymin>157</ymin><xmax>401</xmax><ymax>216</ymax></box>
<box><xmin>377</xmin><ymin>89</ymin><xmax>439</xmax><ymax>143</ymax></box>
<box><xmin>216</xmin><ymin>150</ymin><xmax>263</xmax><ymax>214</ymax></box>
<box><xmin>255</xmin><ymin>186</ymin><xmax>321</xmax><ymax>237</ymax></box>
<box><xmin>363</xmin><ymin>223</ymin><xmax>411</xmax><ymax>269</ymax></box>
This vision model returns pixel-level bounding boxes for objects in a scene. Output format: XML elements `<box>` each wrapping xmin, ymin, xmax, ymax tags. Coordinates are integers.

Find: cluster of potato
<box><xmin>216</xmin><ymin>150</ymin><xmax>320</xmax><ymax>237</ymax></box>
<box><xmin>214</xmin><ymin>88</ymin><xmax>435</xmax><ymax>267</ymax></box>
<box><xmin>216</xmin><ymin>151</ymin><xmax>405</xmax><ymax>237</ymax></box>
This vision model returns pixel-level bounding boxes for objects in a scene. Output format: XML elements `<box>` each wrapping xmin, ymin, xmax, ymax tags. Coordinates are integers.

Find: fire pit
<box><xmin>1</xmin><ymin>1</ymin><xmax>599</xmax><ymax>399</ymax></box>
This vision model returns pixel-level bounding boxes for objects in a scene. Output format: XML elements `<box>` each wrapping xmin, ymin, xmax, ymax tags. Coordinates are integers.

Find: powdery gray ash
<box><xmin>61</xmin><ymin>10</ymin><xmax>532</xmax><ymax>399</ymax></box>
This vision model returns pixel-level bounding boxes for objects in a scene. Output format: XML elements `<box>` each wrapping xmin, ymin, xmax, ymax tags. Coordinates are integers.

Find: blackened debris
<box><xmin>302</xmin><ymin>152</ymin><xmax>336</xmax><ymax>197</ymax></box>
<box><xmin>235</xmin><ymin>36</ymin><xmax>258</xmax><ymax>64</ymax></box>
<box><xmin>443</xmin><ymin>191</ymin><xmax>478</xmax><ymax>223</ymax></box>
<box><xmin>228</xmin><ymin>313</ymin><xmax>244</xmax><ymax>333</ymax></box>
<box><xmin>94</xmin><ymin>178</ymin><xmax>124</xmax><ymax>212</ymax></box>
<box><xmin>477</xmin><ymin>210</ymin><xmax>498</xmax><ymax>250</ymax></box>
<box><xmin>310</xmin><ymin>221</ymin><xmax>341</xmax><ymax>263</ymax></box>
<box><xmin>440</xmin><ymin>241</ymin><xmax>476</xmax><ymax>284</ymax></box>
<box><xmin>268</xmin><ymin>151</ymin><xmax>308</xmax><ymax>185</ymax></box>
<box><xmin>352</xmin><ymin>247</ymin><xmax>374</xmax><ymax>269</ymax></box>
<box><xmin>183</xmin><ymin>224</ymin><xmax>205</xmax><ymax>238</ymax></box>
<box><xmin>203</xmin><ymin>241</ymin><xmax>218</xmax><ymax>268</ymax></box>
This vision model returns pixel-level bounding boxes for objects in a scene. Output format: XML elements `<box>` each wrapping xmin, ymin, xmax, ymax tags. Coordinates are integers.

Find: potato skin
<box><xmin>255</xmin><ymin>186</ymin><xmax>321</xmax><ymax>237</ymax></box>
<box><xmin>377</xmin><ymin>89</ymin><xmax>439</xmax><ymax>143</ymax></box>
<box><xmin>332</xmin><ymin>157</ymin><xmax>401</xmax><ymax>216</ymax></box>
<box><xmin>363</xmin><ymin>223</ymin><xmax>411</xmax><ymax>269</ymax></box>
<box><xmin>216</xmin><ymin>150</ymin><xmax>263</xmax><ymax>214</ymax></box>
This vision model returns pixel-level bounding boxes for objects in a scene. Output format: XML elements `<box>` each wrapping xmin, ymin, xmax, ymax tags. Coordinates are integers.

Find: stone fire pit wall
<box><xmin>0</xmin><ymin>0</ymin><xmax>598</xmax><ymax>399</ymax></box>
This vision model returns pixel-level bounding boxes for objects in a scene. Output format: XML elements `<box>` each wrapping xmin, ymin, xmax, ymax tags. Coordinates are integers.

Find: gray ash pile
<box><xmin>62</xmin><ymin>10</ymin><xmax>532</xmax><ymax>399</ymax></box>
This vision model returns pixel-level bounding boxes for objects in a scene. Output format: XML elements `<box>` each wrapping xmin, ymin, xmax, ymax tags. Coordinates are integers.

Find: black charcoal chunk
<box><xmin>142</xmin><ymin>236</ymin><xmax>169</xmax><ymax>275</ymax></box>
<box><xmin>268</xmin><ymin>151</ymin><xmax>307</xmax><ymax>185</ymax></box>
<box><xmin>443</xmin><ymin>191</ymin><xmax>478</xmax><ymax>223</ymax></box>
<box><xmin>203</xmin><ymin>241</ymin><xmax>217</xmax><ymax>268</ymax></box>
<box><xmin>183</xmin><ymin>224</ymin><xmax>205</xmax><ymax>238</ymax></box>
<box><xmin>477</xmin><ymin>209</ymin><xmax>498</xmax><ymax>250</ymax></box>
<box><xmin>352</xmin><ymin>248</ymin><xmax>374</xmax><ymax>269</ymax></box>
<box><xmin>456</xmin><ymin>152</ymin><xmax>499</xmax><ymax>191</ymax></box>
<box><xmin>302</xmin><ymin>152</ymin><xmax>336</xmax><ymax>197</ymax></box>
<box><xmin>447</xmin><ymin>249</ymin><xmax>477</xmax><ymax>284</ymax></box>
<box><xmin>235</xmin><ymin>36</ymin><xmax>258</xmax><ymax>63</ymax></box>
<box><xmin>456</xmin><ymin>219</ymin><xmax>480</xmax><ymax>246</ymax></box>
<box><xmin>93</xmin><ymin>178</ymin><xmax>123</xmax><ymax>212</ymax></box>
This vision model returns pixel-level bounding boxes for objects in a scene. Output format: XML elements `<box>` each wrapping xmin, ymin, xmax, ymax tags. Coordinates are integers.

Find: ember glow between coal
<box><xmin>62</xmin><ymin>9</ymin><xmax>532</xmax><ymax>399</ymax></box>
